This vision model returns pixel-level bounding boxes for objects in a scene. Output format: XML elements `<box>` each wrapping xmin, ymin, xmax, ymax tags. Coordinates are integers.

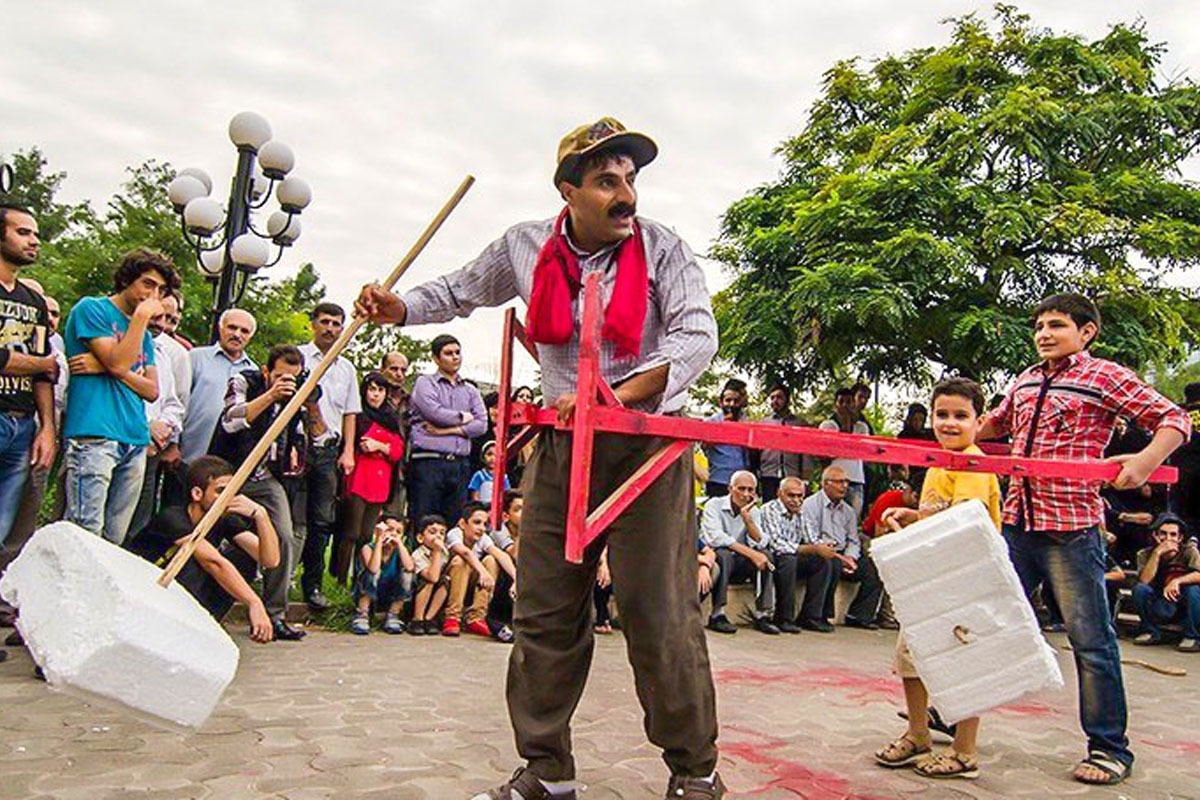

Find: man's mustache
<box><xmin>609</xmin><ymin>203</ymin><xmax>636</xmax><ymax>219</ymax></box>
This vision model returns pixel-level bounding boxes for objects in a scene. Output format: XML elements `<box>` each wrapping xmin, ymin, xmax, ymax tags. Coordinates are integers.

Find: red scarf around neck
<box><xmin>526</xmin><ymin>208</ymin><xmax>647</xmax><ymax>359</ymax></box>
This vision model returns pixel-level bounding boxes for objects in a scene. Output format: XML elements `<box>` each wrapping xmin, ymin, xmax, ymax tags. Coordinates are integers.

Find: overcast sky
<box><xmin>4</xmin><ymin>1</ymin><xmax>1199</xmax><ymax>386</ymax></box>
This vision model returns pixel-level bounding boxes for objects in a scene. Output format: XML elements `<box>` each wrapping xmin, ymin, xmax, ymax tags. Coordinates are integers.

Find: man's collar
<box><xmin>218</xmin><ymin>346</ymin><xmax>248</xmax><ymax>363</ymax></box>
<box><xmin>436</xmin><ymin>370</ymin><xmax>461</xmax><ymax>385</ymax></box>
<box><xmin>820</xmin><ymin>490</ymin><xmax>844</xmax><ymax>509</ymax></box>
<box><xmin>718</xmin><ymin>495</ymin><xmax>736</xmax><ymax>515</ymax></box>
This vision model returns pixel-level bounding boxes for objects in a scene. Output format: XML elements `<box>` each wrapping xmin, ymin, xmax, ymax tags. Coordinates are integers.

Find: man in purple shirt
<box><xmin>408</xmin><ymin>334</ymin><xmax>486</xmax><ymax>526</ymax></box>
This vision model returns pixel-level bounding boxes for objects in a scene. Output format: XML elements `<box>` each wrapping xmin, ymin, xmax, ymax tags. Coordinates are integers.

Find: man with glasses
<box><xmin>801</xmin><ymin>465</ymin><xmax>884</xmax><ymax>630</ymax></box>
<box><xmin>1132</xmin><ymin>513</ymin><xmax>1200</xmax><ymax>652</ymax></box>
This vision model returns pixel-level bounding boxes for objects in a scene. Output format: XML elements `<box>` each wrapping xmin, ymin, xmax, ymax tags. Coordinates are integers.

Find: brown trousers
<box><xmin>507</xmin><ymin>431</ymin><xmax>718</xmax><ymax>781</ymax></box>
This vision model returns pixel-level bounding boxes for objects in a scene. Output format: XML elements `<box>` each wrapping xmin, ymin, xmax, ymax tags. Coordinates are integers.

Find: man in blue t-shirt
<box><xmin>63</xmin><ymin>249</ymin><xmax>180</xmax><ymax>544</ymax></box>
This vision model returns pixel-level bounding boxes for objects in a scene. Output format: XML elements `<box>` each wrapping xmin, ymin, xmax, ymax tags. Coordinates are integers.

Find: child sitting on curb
<box><xmin>444</xmin><ymin>501</ymin><xmax>516</xmax><ymax>637</ymax></box>
<box><xmin>352</xmin><ymin>517</ymin><xmax>415</xmax><ymax>635</ymax></box>
<box><xmin>875</xmin><ymin>377</ymin><xmax>1001</xmax><ymax>780</ymax></box>
<box><xmin>409</xmin><ymin>514</ymin><xmax>450</xmax><ymax>636</ymax></box>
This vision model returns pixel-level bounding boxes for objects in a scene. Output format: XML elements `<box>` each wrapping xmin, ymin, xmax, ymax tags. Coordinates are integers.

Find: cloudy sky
<box><xmin>5</xmin><ymin>1</ymin><xmax>1199</xmax><ymax>385</ymax></box>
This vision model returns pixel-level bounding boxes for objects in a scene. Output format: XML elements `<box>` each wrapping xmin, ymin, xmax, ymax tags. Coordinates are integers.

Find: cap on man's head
<box><xmin>554</xmin><ymin>117</ymin><xmax>657</xmax><ymax>187</ymax></box>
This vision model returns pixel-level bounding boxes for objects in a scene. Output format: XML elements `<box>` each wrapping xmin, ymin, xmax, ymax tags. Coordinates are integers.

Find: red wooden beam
<box><xmin>564</xmin><ymin>275</ymin><xmax>604</xmax><ymax>562</ymax></box>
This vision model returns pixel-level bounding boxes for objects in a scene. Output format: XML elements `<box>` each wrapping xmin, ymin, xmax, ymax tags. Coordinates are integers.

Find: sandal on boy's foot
<box><xmin>350</xmin><ymin>614</ymin><xmax>370</xmax><ymax>636</ymax></box>
<box><xmin>665</xmin><ymin>771</ymin><xmax>726</xmax><ymax>798</ymax></box>
<box><xmin>875</xmin><ymin>733</ymin><xmax>932</xmax><ymax>768</ymax></box>
<box><xmin>1132</xmin><ymin>632</ymin><xmax>1162</xmax><ymax>646</ymax></box>
<box><xmin>468</xmin><ymin>767</ymin><xmax>575</xmax><ymax>799</ymax></box>
<box><xmin>897</xmin><ymin>707</ymin><xmax>957</xmax><ymax>739</ymax></box>
<box><xmin>383</xmin><ymin>614</ymin><xmax>405</xmax><ymax>635</ymax></box>
<box><xmin>913</xmin><ymin>750</ymin><xmax>979</xmax><ymax>780</ymax></box>
<box><xmin>1073</xmin><ymin>751</ymin><xmax>1131</xmax><ymax>785</ymax></box>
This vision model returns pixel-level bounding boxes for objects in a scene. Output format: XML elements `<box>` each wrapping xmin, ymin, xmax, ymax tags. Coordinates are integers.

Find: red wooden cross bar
<box><xmin>492</xmin><ymin>273</ymin><xmax>1178</xmax><ymax>564</ymax></box>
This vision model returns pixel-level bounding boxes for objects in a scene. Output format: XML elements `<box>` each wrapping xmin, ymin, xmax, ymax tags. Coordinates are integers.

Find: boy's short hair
<box><xmin>112</xmin><ymin>248</ymin><xmax>182</xmax><ymax>293</ymax></box>
<box><xmin>1033</xmin><ymin>293</ymin><xmax>1101</xmax><ymax>343</ymax></box>
<box><xmin>430</xmin><ymin>333</ymin><xmax>460</xmax><ymax>358</ymax></box>
<box><xmin>460</xmin><ymin>501</ymin><xmax>489</xmax><ymax>522</ymax></box>
<box><xmin>834</xmin><ymin>386</ymin><xmax>855</xmax><ymax>401</ymax></box>
<box><xmin>503</xmin><ymin>490</ymin><xmax>522</xmax><ymax>512</ymax></box>
<box><xmin>930</xmin><ymin>376</ymin><xmax>986</xmax><ymax>416</ymax></box>
<box><xmin>186</xmin><ymin>455</ymin><xmax>234</xmax><ymax>494</ymax></box>
<box><xmin>1184</xmin><ymin>382</ymin><xmax>1200</xmax><ymax>405</ymax></box>
<box><xmin>416</xmin><ymin>514</ymin><xmax>447</xmax><ymax>534</ymax></box>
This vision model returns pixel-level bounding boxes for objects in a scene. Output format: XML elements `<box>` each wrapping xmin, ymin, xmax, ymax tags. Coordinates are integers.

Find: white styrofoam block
<box><xmin>872</xmin><ymin>499</ymin><xmax>1063</xmax><ymax>722</ymax></box>
<box><xmin>0</xmin><ymin>522</ymin><xmax>239</xmax><ymax>729</ymax></box>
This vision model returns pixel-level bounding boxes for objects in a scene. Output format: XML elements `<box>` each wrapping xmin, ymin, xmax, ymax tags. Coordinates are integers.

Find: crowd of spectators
<box><xmin>1</xmin><ymin>202</ymin><xmax>1198</xmax><ymax>672</ymax></box>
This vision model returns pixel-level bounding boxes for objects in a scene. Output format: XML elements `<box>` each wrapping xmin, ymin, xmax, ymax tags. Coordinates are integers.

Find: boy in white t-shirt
<box><xmin>444</xmin><ymin>501</ymin><xmax>516</xmax><ymax>637</ymax></box>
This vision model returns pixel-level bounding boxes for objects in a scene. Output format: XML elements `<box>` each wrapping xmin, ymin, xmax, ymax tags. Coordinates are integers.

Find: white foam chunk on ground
<box><xmin>872</xmin><ymin>500</ymin><xmax>1063</xmax><ymax>723</ymax></box>
<box><xmin>0</xmin><ymin>522</ymin><xmax>239</xmax><ymax>729</ymax></box>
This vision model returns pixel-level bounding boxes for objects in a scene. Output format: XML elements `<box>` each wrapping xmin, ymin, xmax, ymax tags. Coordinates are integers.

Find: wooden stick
<box><xmin>1120</xmin><ymin>658</ymin><xmax>1187</xmax><ymax>677</ymax></box>
<box><xmin>158</xmin><ymin>175</ymin><xmax>475</xmax><ymax>587</ymax></box>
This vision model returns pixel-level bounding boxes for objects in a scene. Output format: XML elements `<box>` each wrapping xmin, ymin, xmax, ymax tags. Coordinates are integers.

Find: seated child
<box><xmin>352</xmin><ymin>516</ymin><xmax>415</xmax><ymax>635</ymax></box>
<box><xmin>487</xmin><ymin>491</ymin><xmax>522</xmax><ymax>643</ymax></box>
<box><xmin>468</xmin><ymin>441</ymin><xmax>511</xmax><ymax>503</ymax></box>
<box><xmin>444</xmin><ymin>501</ymin><xmax>516</xmax><ymax>637</ymax></box>
<box><xmin>1132</xmin><ymin>513</ymin><xmax>1200</xmax><ymax>652</ymax></box>
<box><xmin>409</xmin><ymin>514</ymin><xmax>450</xmax><ymax>636</ymax></box>
<box><xmin>875</xmin><ymin>377</ymin><xmax>1001</xmax><ymax>780</ymax></box>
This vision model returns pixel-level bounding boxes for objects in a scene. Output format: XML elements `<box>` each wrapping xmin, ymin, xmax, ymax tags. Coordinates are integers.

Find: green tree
<box><xmin>713</xmin><ymin>5</ymin><xmax>1200</xmax><ymax>392</ymax></box>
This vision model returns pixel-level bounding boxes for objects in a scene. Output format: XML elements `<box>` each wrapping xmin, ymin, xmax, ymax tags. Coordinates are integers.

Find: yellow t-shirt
<box><xmin>919</xmin><ymin>444</ymin><xmax>1002</xmax><ymax>530</ymax></box>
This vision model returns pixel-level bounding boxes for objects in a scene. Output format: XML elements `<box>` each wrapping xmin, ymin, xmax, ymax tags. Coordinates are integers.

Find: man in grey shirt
<box><xmin>801</xmin><ymin>465</ymin><xmax>883</xmax><ymax>629</ymax></box>
<box><xmin>358</xmin><ymin>117</ymin><xmax>724</xmax><ymax>800</ymax></box>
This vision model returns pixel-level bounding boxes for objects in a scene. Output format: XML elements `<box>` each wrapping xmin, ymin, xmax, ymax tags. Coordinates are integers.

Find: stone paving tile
<box><xmin>2</xmin><ymin>625</ymin><xmax>1198</xmax><ymax>799</ymax></box>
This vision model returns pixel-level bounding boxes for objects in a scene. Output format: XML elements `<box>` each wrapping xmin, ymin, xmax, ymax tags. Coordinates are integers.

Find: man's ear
<box><xmin>558</xmin><ymin>181</ymin><xmax>574</xmax><ymax>204</ymax></box>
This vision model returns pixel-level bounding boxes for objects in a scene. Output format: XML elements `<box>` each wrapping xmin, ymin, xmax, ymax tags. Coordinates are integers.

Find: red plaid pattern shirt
<box><xmin>984</xmin><ymin>351</ymin><xmax>1190</xmax><ymax>532</ymax></box>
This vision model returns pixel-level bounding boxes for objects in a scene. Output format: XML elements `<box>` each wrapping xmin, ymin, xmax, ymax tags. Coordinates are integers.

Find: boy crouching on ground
<box><xmin>352</xmin><ymin>516</ymin><xmax>415</xmax><ymax>635</ymax></box>
<box><xmin>444</xmin><ymin>501</ymin><xmax>516</xmax><ymax>637</ymax></box>
<box><xmin>409</xmin><ymin>514</ymin><xmax>450</xmax><ymax>636</ymax></box>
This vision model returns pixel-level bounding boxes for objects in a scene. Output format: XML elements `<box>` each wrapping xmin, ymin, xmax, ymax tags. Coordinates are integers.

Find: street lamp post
<box><xmin>168</xmin><ymin>111</ymin><xmax>312</xmax><ymax>342</ymax></box>
<box><xmin>0</xmin><ymin>159</ymin><xmax>13</xmax><ymax>197</ymax></box>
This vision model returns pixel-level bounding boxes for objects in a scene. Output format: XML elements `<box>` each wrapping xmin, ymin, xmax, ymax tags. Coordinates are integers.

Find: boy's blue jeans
<box><xmin>64</xmin><ymin>438</ymin><xmax>146</xmax><ymax>546</ymax></box>
<box><xmin>1003</xmin><ymin>525</ymin><xmax>1132</xmax><ymax>767</ymax></box>
<box><xmin>1133</xmin><ymin>582</ymin><xmax>1200</xmax><ymax>640</ymax></box>
<box><xmin>353</xmin><ymin>567</ymin><xmax>413</xmax><ymax>610</ymax></box>
<box><xmin>0</xmin><ymin>414</ymin><xmax>35</xmax><ymax>547</ymax></box>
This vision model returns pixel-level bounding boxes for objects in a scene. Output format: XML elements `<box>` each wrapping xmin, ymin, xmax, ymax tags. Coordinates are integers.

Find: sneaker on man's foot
<box><xmin>272</xmin><ymin>620</ymin><xmax>307</xmax><ymax>641</ymax></box>
<box><xmin>752</xmin><ymin>617</ymin><xmax>781</xmax><ymax>635</ymax></box>
<box><xmin>665</xmin><ymin>772</ymin><xmax>726</xmax><ymax>798</ymax></box>
<box><xmin>469</xmin><ymin>767</ymin><xmax>575</xmax><ymax>800</ymax></box>
<box><xmin>442</xmin><ymin>618</ymin><xmax>461</xmax><ymax>637</ymax></box>
<box><xmin>706</xmin><ymin>615</ymin><xmax>737</xmax><ymax>634</ymax></box>
<box><xmin>306</xmin><ymin>591</ymin><xmax>331</xmax><ymax>611</ymax></box>
<box><xmin>798</xmin><ymin>618</ymin><xmax>834</xmax><ymax>633</ymax></box>
<box><xmin>1177</xmin><ymin>638</ymin><xmax>1200</xmax><ymax>653</ymax></box>
<box><xmin>465</xmin><ymin>620</ymin><xmax>491</xmax><ymax>637</ymax></box>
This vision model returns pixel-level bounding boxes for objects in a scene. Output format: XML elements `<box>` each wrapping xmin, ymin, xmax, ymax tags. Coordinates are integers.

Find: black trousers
<box><xmin>823</xmin><ymin>549</ymin><xmax>884</xmax><ymax>622</ymax></box>
<box><xmin>763</xmin><ymin>552</ymin><xmax>832</xmax><ymax>623</ymax></box>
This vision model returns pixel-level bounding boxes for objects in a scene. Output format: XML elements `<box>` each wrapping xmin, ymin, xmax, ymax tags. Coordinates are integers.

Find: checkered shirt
<box><xmin>984</xmin><ymin>351</ymin><xmax>1190</xmax><ymax>532</ymax></box>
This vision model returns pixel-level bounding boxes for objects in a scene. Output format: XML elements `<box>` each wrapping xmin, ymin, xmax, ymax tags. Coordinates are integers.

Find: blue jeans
<box><xmin>65</xmin><ymin>438</ymin><xmax>147</xmax><ymax>545</ymax></box>
<box><xmin>1003</xmin><ymin>526</ymin><xmax>1132</xmax><ymax>766</ymax></box>
<box><xmin>0</xmin><ymin>414</ymin><xmax>35</xmax><ymax>547</ymax></box>
<box><xmin>1133</xmin><ymin>582</ymin><xmax>1200</xmax><ymax>640</ymax></box>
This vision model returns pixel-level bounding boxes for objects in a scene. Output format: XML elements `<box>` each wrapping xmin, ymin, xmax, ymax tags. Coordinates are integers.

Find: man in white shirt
<box><xmin>699</xmin><ymin>470</ymin><xmax>773</xmax><ymax>634</ymax></box>
<box><xmin>296</xmin><ymin>302</ymin><xmax>360</xmax><ymax>610</ymax></box>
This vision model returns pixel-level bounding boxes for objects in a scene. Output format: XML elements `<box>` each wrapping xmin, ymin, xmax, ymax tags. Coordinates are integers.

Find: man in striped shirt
<box><xmin>358</xmin><ymin>118</ymin><xmax>723</xmax><ymax>800</ymax></box>
<box><xmin>980</xmin><ymin>293</ymin><xmax>1190</xmax><ymax>787</ymax></box>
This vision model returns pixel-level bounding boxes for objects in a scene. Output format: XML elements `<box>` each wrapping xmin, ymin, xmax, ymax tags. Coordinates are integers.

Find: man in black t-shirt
<box><xmin>126</xmin><ymin>455</ymin><xmax>281</xmax><ymax>642</ymax></box>
<box><xmin>0</xmin><ymin>204</ymin><xmax>58</xmax><ymax>551</ymax></box>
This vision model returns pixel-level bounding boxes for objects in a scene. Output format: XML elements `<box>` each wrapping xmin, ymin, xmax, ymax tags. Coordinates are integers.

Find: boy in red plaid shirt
<box><xmin>980</xmin><ymin>293</ymin><xmax>1190</xmax><ymax>786</ymax></box>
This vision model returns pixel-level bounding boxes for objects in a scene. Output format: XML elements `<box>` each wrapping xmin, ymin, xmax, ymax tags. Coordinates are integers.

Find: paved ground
<box><xmin>1</xmin><ymin>621</ymin><xmax>1197</xmax><ymax>799</ymax></box>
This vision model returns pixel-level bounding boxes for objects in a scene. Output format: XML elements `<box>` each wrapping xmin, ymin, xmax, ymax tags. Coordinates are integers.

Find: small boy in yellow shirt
<box><xmin>874</xmin><ymin>377</ymin><xmax>1001</xmax><ymax>780</ymax></box>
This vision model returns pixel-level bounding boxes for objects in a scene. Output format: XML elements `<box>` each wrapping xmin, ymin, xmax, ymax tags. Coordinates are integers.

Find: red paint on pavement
<box><xmin>992</xmin><ymin>701</ymin><xmax>1059</xmax><ymax>718</ymax></box>
<box><xmin>1139</xmin><ymin>738</ymin><xmax>1200</xmax><ymax>756</ymax></box>
<box><xmin>715</xmin><ymin>666</ymin><xmax>902</xmax><ymax>703</ymax></box>
<box><xmin>721</xmin><ymin>726</ymin><xmax>893</xmax><ymax>799</ymax></box>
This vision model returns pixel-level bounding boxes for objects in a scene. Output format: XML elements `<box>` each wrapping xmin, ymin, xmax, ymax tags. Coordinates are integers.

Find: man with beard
<box><xmin>357</xmin><ymin>118</ymin><xmax>724</xmax><ymax>798</ymax></box>
<box><xmin>702</xmin><ymin>378</ymin><xmax>750</xmax><ymax>498</ymax></box>
<box><xmin>0</xmin><ymin>205</ymin><xmax>57</xmax><ymax>594</ymax></box>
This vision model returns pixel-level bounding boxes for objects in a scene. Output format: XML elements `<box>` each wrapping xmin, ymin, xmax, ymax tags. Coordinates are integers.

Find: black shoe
<box><xmin>776</xmin><ymin>620</ymin><xmax>803</xmax><ymax>634</ymax></box>
<box><xmin>877</xmin><ymin>616</ymin><xmax>900</xmax><ymax>631</ymax></box>
<box><xmin>665</xmin><ymin>771</ymin><xmax>726</xmax><ymax>798</ymax></box>
<box><xmin>5</xmin><ymin>630</ymin><xmax>23</xmax><ymax>647</ymax></box>
<box><xmin>408</xmin><ymin>620</ymin><xmax>427</xmax><ymax>636</ymax></box>
<box><xmin>706</xmin><ymin>615</ymin><xmax>738</xmax><ymax>634</ymax></box>
<box><xmin>843</xmin><ymin>616</ymin><xmax>880</xmax><ymax>630</ymax></box>
<box><xmin>798</xmin><ymin>618</ymin><xmax>834</xmax><ymax>633</ymax></box>
<box><xmin>306</xmin><ymin>591</ymin><xmax>331</xmax><ymax>611</ymax></box>
<box><xmin>752</xmin><ymin>617</ymin><xmax>781</xmax><ymax>635</ymax></box>
<box><xmin>424</xmin><ymin>619</ymin><xmax>440</xmax><ymax>635</ymax></box>
<box><xmin>272</xmin><ymin>620</ymin><xmax>307</xmax><ymax>641</ymax></box>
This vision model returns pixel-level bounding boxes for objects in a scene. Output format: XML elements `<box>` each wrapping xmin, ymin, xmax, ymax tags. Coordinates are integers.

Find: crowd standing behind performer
<box><xmin>0</xmin><ymin>153</ymin><xmax>1196</xmax><ymax>794</ymax></box>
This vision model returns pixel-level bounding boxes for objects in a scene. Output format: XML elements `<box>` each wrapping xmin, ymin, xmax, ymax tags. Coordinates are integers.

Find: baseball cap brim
<box><xmin>553</xmin><ymin>131</ymin><xmax>658</xmax><ymax>187</ymax></box>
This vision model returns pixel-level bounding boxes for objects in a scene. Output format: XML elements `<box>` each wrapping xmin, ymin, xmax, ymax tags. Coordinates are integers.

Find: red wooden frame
<box><xmin>492</xmin><ymin>273</ymin><xmax>1178</xmax><ymax>564</ymax></box>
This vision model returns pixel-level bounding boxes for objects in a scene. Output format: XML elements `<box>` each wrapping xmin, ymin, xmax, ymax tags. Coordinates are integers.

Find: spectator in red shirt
<box><xmin>862</xmin><ymin>481</ymin><xmax>917</xmax><ymax>539</ymax></box>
